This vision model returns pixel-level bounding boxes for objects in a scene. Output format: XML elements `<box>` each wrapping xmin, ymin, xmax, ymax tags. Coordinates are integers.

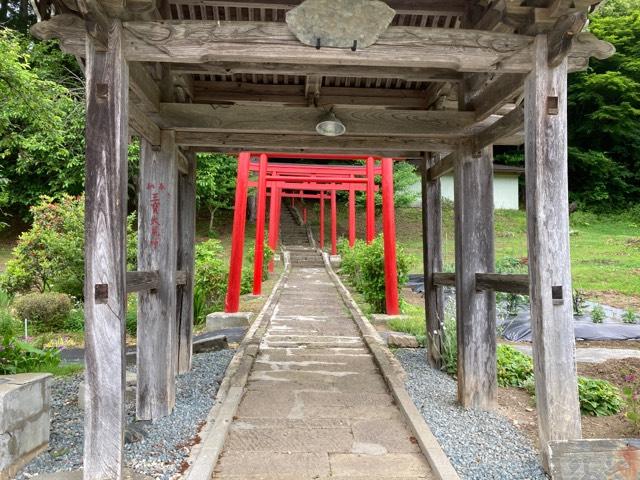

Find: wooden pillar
<box><xmin>225</xmin><ymin>152</ymin><xmax>250</xmax><ymax>313</ymax></box>
<box><xmin>83</xmin><ymin>22</ymin><xmax>128</xmax><ymax>479</ymax></box>
<box><xmin>453</xmin><ymin>145</ymin><xmax>496</xmax><ymax>410</ymax></box>
<box><xmin>348</xmin><ymin>184</ymin><xmax>356</xmax><ymax>247</ymax></box>
<box><xmin>366</xmin><ymin>157</ymin><xmax>375</xmax><ymax>243</ymax></box>
<box><xmin>176</xmin><ymin>151</ymin><xmax>196</xmax><ymax>374</ymax></box>
<box><xmin>267</xmin><ymin>184</ymin><xmax>278</xmax><ymax>272</ymax></box>
<box><xmin>421</xmin><ymin>153</ymin><xmax>444</xmax><ymax>368</ymax></box>
<box><xmin>381</xmin><ymin>158</ymin><xmax>400</xmax><ymax>315</ymax></box>
<box><xmin>319</xmin><ymin>191</ymin><xmax>325</xmax><ymax>250</ymax></box>
<box><xmin>330</xmin><ymin>189</ymin><xmax>337</xmax><ymax>255</ymax></box>
<box><xmin>525</xmin><ymin>34</ymin><xmax>581</xmax><ymax>467</ymax></box>
<box><xmin>137</xmin><ymin>130</ymin><xmax>178</xmax><ymax>420</ymax></box>
<box><xmin>253</xmin><ymin>154</ymin><xmax>268</xmax><ymax>295</ymax></box>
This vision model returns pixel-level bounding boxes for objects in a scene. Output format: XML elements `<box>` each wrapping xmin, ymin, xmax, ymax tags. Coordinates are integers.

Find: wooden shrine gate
<box><xmin>28</xmin><ymin>0</ymin><xmax>614</xmax><ymax>477</ymax></box>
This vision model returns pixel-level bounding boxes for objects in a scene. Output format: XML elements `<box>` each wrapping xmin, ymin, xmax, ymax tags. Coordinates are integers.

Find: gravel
<box><xmin>395</xmin><ymin>348</ymin><xmax>547</xmax><ymax>480</ymax></box>
<box><xmin>17</xmin><ymin>349</ymin><xmax>235</xmax><ymax>479</ymax></box>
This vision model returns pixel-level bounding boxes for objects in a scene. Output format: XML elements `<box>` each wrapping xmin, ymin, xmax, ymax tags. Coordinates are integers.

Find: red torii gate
<box><xmin>224</xmin><ymin>152</ymin><xmax>399</xmax><ymax>316</ymax></box>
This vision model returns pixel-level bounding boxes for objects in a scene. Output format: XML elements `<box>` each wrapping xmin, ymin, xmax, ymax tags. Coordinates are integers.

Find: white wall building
<box><xmin>409</xmin><ymin>164</ymin><xmax>523</xmax><ymax>210</ymax></box>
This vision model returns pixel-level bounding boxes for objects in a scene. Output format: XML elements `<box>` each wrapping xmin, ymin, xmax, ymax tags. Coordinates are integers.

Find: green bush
<box><xmin>1</xmin><ymin>195</ymin><xmax>137</xmax><ymax>299</ymax></box>
<box><xmin>338</xmin><ymin>235</ymin><xmax>409</xmax><ymax>313</ymax></box>
<box><xmin>13</xmin><ymin>292</ymin><xmax>73</xmax><ymax>332</ymax></box>
<box><xmin>591</xmin><ymin>304</ymin><xmax>606</xmax><ymax>323</ymax></box>
<box><xmin>0</xmin><ymin>335</ymin><xmax>61</xmax><ymax>374</ymax></box>
<box><xmin>578</xmin><ymin>377</ymin><xmax>622</xmax><ymax>416</ymax></box>
<box><xmin>622</xmin><ymin>309</ymin><xmax>638</xmax><ymax>324</ymax></box>
<box><xmin>440</xmin><ymin>315</ymin><xmax>457</xmax><ymax>375</ymax></box>
<box><xmin>497</xmin><ymin>345</ymin><xmax>534</xmax><ymax>388</ymax></box>
<box><xmin>193</xmin><ymin>239</ymin><xmax>229</xmax><ymax>324</ymax></box>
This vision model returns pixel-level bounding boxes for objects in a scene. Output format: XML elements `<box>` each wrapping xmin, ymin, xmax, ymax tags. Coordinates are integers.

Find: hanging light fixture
<box><xmin>316</xmin><ymin>109</ymin><xmax>346</xmax><ymax>137</ymax></box>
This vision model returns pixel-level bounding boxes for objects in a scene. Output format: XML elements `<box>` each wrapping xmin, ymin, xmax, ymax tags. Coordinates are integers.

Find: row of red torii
<box><xmin>223</xmin><ymin>152</ymin><xmax>400</xmax><ymax>315</ymax></box>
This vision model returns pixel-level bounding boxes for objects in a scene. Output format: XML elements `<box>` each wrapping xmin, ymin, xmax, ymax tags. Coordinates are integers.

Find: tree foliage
<box><xmin>195</xmin><ymin>153</ymin><xmax>238</xmax><ymax>231</ymax></box>
<box><xmin>0</xmin><ymin>29</ymin><xmax>85</xmax><ymax>219</ymax></box>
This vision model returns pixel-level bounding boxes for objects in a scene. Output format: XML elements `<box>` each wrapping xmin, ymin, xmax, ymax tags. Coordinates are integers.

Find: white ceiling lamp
<box><xmin>315</xmin><ymin>109</ymin><xmax>346</xmax><ymax>137</ymax></box>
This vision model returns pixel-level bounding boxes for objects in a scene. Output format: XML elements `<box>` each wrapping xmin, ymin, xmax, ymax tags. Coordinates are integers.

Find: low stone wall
<box><xmin>0</xmin><ymin>373</ymin><xmax>52</xmax><ymax>479</ymax></box>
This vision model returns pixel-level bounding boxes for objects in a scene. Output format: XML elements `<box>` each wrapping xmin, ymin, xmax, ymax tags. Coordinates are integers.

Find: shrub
<box><xmin>591</xmin><ymin>304</ymin><xmax>606</xmax><ymax>324</ymax></box>
<box><xmin>622</xmin><ymin>309</ymin><xmax>638</xmax><ymax>324</ymax></box>
<box><xmin>0</xmin><ymin>335</ymin><xmax>61</xmax><ymax>374</ymax></box>
<box><xmin>578</xmin><ymin>377</ymin><xmax>622</xmax><ymax>416</ymax></box>
<box><xmin>622</xmin><ymin>374</ymin><xmax>640</xmax><ymax>434</ymax></box>
<box><xmin>573</xmin><ymin>289</ymin><xmax>588</xmax><ymax>316</ymax></box>
<box><xmin>13</xmin><ymin>292</ymin><xmax>73</xmax><ymax>332</ymax></box>
<box><xmin>1</xmin><ymin>195</ymin><xmax>137</xmax><ymax>299</ymax></box>
<box><xmin>497</xmin><ymin>344</ymin><xmax>534</xmax><ymax>388</ymax></box>
<box><xmin>338</xmin><ymin>235</ymin><xmax>409</xmax><ymax>313</ymax></box>
<box><xmin>440</xmin><ymin>314</ymin><xmax>457</xmax><ymax>375</ymax></box>
<box><xmin>193</xmin><ymin>239</ymin><xmax>229</xmax><ymax>324</ymax></box>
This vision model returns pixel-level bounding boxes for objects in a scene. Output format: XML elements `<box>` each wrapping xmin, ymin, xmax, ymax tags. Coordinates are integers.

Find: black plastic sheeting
<box><xmin>407</xmin><ymin>274</ymin><xmax>640</xmax><ymax>342</ymax></box>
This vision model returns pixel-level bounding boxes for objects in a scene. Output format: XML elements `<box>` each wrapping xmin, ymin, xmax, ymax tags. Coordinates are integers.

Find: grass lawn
<box><xmin>305</xmin><ymin>201</ymin><xmax>640</xmax><ymax>309</ymax></box>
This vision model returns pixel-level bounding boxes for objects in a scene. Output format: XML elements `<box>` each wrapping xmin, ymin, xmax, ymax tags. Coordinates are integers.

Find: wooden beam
<box><xmin>433</xmin><ymin>272</ymin><xmax>455</xmax><ymax>287</ymax></box>
<box><xmin>126</xmin><ymin>270</ymin><xmax>159</xmax><ymax>293</ymax></box>
<box><xmin>473</xmin><ymin>104</ymin><xmax>524</xmax><ymax>150</ymax></box>
<box><xmin>469</xmin><ymin>74</ymin><xmax>526</xmax><ymax>121</ymax></box>
<box><xmin>192</xmin><ymin>81</ymin><xmax>429</xmax><ymax>108</ymax></box>
<box><xmin>129</xmin><ymin>62</ymin><xmax>160</xmax><ymax>112</ymax></box>
<box><xmin>83</xmin><ymin>20</ymin><xmax>128</xmax><ymax>480</ymax></box>
<box><xmin>547</xmin><ymin>12</ymin><xmax>588</xmax><ymax>67</ymax></box>
<box><xmin>525</xmin><ymin>34</ymin><xmax>581</xmax><ymax>470</ymax></box>
<box><xmin>171</xmin><ymin>62</ymin><xmax>464</xmax><ymax>82</ymax></box>
<box><xmin>158</xmin><ymin>103</ymin><xmax>475</xmax><ymax>136</ymax></box>
<box><xmin>427</xmin><ymin>151</ymin><xmax>456</xmax><ymax>180</ymax></box>
<box><xmin>454</xmin><ymin>145</ymin><xmax>496</xmax><ymax>411</ymax></box>
<box><xmin>129</xmin><ymin>102</ymin><xmax>161</xmax><ymax>146</ymax></box>
<box><xmin>175</xmin><ymin>131</ymin><xmax>459</xmax><ymax>153</ymax></box>
<box><xmin>421</xmin><ymin>153</ymin><xmax>444</xmax><ymax>369</ymax></box>
<box><xmin>304</xmin><ymin>74</ymin><xmax>321</xmax><ymax>106</ymax></box>
<box><xmin>475</xmin><ymin>273</ymin><xmax>529</xmax><ymax>295</ymax></box>
<box><xmin>176</xmin><ymin>152</ymin><xmax>196</xmax><ymax>374</ymax></box>
<box><xmin>176</xmin><ymin>148</ymin><xmax>190</xmax><ymax>174</ymax></box>
<box><xmin>137</xmin><ymin>131</ymin><xmax>179</xmax><ymax>421</ymax></box>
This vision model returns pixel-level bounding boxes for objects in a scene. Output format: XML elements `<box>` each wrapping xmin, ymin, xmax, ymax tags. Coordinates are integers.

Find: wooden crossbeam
<box><xmin>158</xmin><ymin>103</ymin><xmax>475</xmax><ymax>136</ymax></box>
<box><xmin>125</xmin><ymin>270</ymin><xmax>187</xmax><ymax>294</ymax></box>
<box><xmin>174</xmin><ymin>131</ymin><xmax>460</xmax><ymax>153</ymax></box>
<box><xmin>473</xmin><ymin>105</ymin><xmax>525</xmax><ymax>151</ymax></box>
<box><xmin>427</xmin><ymin>151</ymin><xmax>457</xmax><ymax>180</ymax></box>
<box><xmin>192</xmin><ymin>81</ymin><xmax>428</xmax><ymax>108</ymax></box>
<box><xmin>432</xmin><ymin>272</ymin><xmax>530</xmax><ymax>295</ymax></box>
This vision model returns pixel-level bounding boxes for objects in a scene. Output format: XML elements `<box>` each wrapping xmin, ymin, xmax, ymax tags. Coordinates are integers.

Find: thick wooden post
<box><xmin>421</xmin><ymin>153</ymin><xmax>444</xmax><ymax>368</ymax></box>
<box><xmin>348</xmin><ymin>184</ymin><xmax>356</xmax><ymax>247</ymax></box>
<box><xmin>176</xmin><ymin>151</ymin><xmax>196</xmax><ymax>374</ymax></box>
<box><xmin>381</xmin><ymin>158</ymin><xmax>400</xmax><ymax>315</ymax></box>
<box><xmin>319</xmin><ymin>191</ymin><xmax>325</xmax><ymax>250</ymax></box>
<box><xmin>366</xmin><ymin>157</ymin><xmax>375</xmax><ymax>243</ymax></box>
<box><xmin>330</xmin><ymin>189</ymin><xmax>337</xmax><ymax>255</ymax></box>
<box><xmin>525</xmin><ymin>34</ymin><xmax>581</xmax><ymax>467</ymax></box>
<box><xmin>253</xmin><ymin>154</ymin><xmax>268</xmax><ymax>295</ymax></box>
<box><xmin>84</xmin><ymin>22</ymin><xmax>128</xmax><ymax>479</ymax></box>
<box><xmin>137</xmin><ymin>130</ymin><xmax>178</xmax><ymax>420</ymax></box>
<box><xmin>453</xmin><ymin>145</ymin><xmax>496</xmax><ymax>410</ymax></box>
<box><xmin>225</xmin><ymin>152</ymin><xmax>251</xmax><ymax>313</ymax></box>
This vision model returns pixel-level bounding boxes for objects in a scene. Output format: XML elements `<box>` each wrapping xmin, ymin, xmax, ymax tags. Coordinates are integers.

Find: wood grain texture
<box><xmin>137</xmin><ymin>131</ymin><xmax>178</xmax><ymax>420</ymax></box>
<box><xmin>427</xmin><ymin>151</ymin><xmax>456</xmax><ymax>180</ymax></box>
<box><xmin>126</xmin><ymin>270</ymin><xmax>159</xmax><ymax>293</ymax></box>
<box><xmin>525</xmin><ymin>34</ymin><xmax>581</xmax><ymax>469</ymax></box>
<box><xmin>473</xmin><ymin>105</ymin><xmax>524</xmax><ymax>151</ymax></box>
<box><xmin>176</xmin><ymin>151</ymin><xmax>196</xmax><ymax>374</ymax></box>
<box><xmin>123</xmin><ymin>21</ymin><xmax>534</xmax><ymax>72</ymax></box>
<box><xmin>421</xmin><ymin>154</ymin><xmax>444</xmax><ymax>369</ymax></box>
<box><xmin>175</xmin><ymin>131</ymin><xmax>459</xmax><ymax>153</ymax></box>
<box><xmin>453</xmin><ymin>145</ymin><xmax>496</xmax><ymax>411</ymax></box>
<box><xmin>83</xmin><ymin>21</ymin><xmax>128</xmax><ymax>480</ymax></box>
<box><xmin>158</xmin><ymin>103</ymin><xmax>475</xmax><ymax>136</ymax></box>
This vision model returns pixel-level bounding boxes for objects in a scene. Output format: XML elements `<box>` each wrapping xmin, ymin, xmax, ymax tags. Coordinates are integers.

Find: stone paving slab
<box><xmin>213</xmin><ymin>266</ymin><xmax>433</xmax><ymax>479</ymax></box>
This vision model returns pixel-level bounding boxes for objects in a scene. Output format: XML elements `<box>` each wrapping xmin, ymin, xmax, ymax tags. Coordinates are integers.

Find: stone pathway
<box><xmin>212</xmin><ymin>266</ymin><xmax>434</xmax><ymax>479</ymax></box>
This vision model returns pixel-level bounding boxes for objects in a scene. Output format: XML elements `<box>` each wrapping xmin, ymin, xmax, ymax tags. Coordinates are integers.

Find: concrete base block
<box><xmin>193</xmin><ymin>335</ymin><xmax>229</xmax><ymax>354</ymax></box>
<box><xmin>387</xmin><ymin>332</ymin><xmax>420</xmax><ymax>349</ymax></box>
<box><xmin>206</xmin><ymin>312</ymin><xmax>253</xmax><ymax>331</ymax></box>
<box><xmin>370</xmin><ymin>314</ymin><xmax>408</xmax><ymax>326</ymax></box>
<box><xmin>0</xmin><ymin>373</ymin><xmax>52</xmax><ymax>479</ymax></box>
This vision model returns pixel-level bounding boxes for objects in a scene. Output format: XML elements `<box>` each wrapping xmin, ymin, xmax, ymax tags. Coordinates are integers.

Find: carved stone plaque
<box><xmin>286</xmin><ymin>0</ymin><xmax>396</xmax><ymax>50</ymax></box>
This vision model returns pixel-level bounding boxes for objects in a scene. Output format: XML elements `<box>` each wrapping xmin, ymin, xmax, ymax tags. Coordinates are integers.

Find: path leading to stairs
<box><xmin>212</xmin><ymin>258</ymin><xmax>434</xmax><ymax>478</ymax></box>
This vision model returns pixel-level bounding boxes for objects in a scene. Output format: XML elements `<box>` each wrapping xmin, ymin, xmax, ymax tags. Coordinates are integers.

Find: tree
<box><xmin>195</xmin><ymin>153</ymin><xmax>238</xmax><ymax>231</ymax></box>
<box><xmin>0</xmin><ymin>29</ymin><xmax>85</xmax><ymax>220</ymax></box>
